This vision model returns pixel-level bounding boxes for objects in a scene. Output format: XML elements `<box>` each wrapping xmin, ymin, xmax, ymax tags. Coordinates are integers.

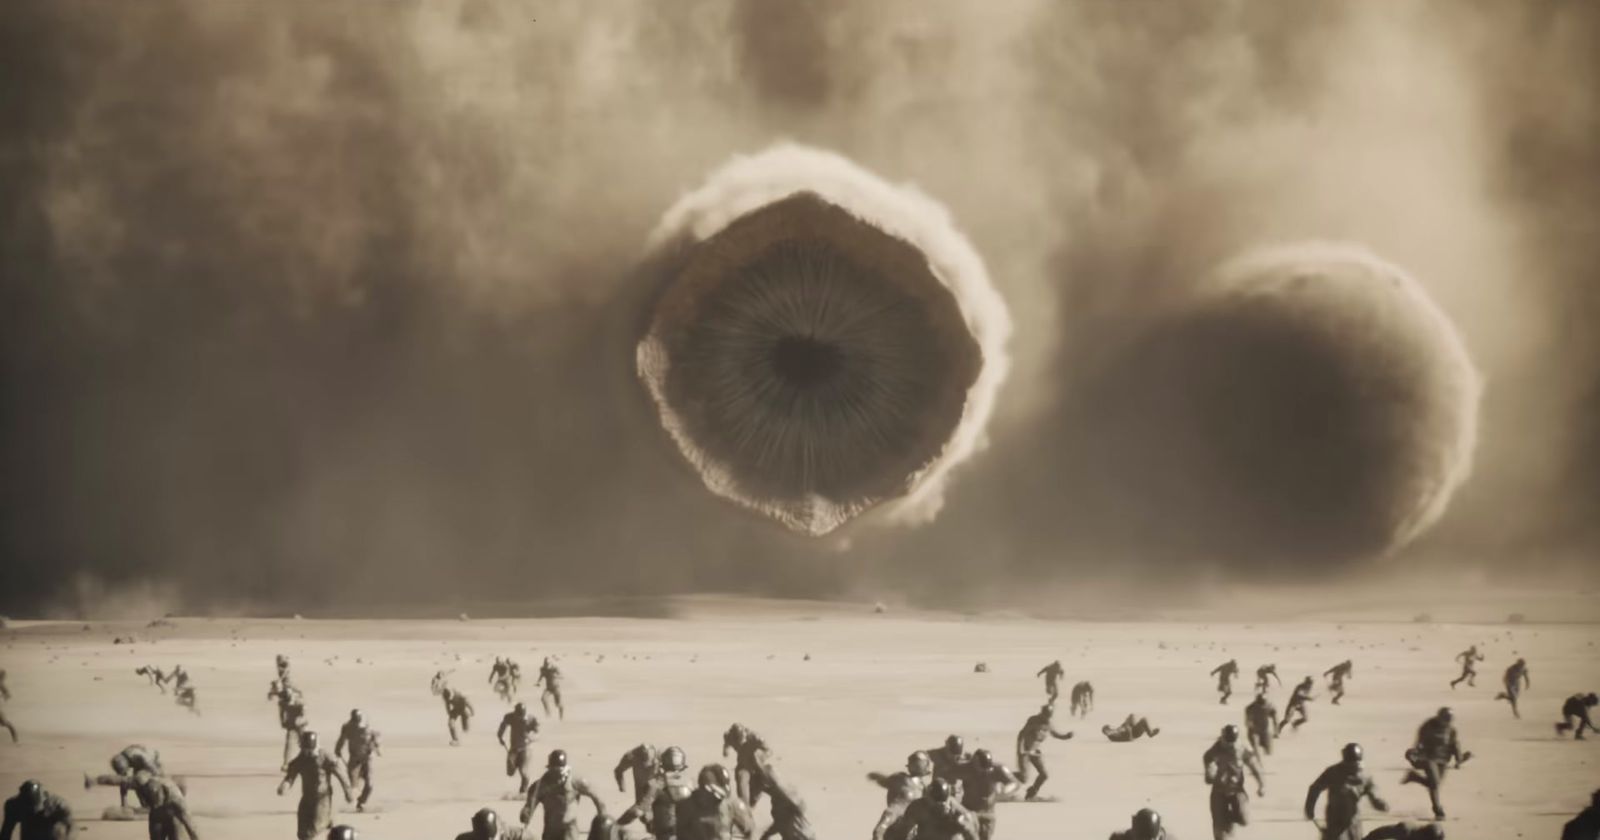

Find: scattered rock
<box><xmin>973</xmin><ymin>662</ymin><xmax>989</xmax><ymax>673</ymax></box>
<box><xmin>1506</xmin><ymin>613</ymin><xmax>1526</xmax><ymax>624</ymax></box>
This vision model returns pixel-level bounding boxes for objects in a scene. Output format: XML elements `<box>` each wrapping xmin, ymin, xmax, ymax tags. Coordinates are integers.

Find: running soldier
<box><xmin>489</xmin><ymin>658</ymin><xmax>510</xmax><ymax>699</ymax></box>
<box><xmin>1101</xmin><ymin>715</ymin><xmax>1160</xmax><ymax>742</ymax></box>
<box><xmin>1109</xmin><ymin>809</ymin><xmax>1167</xmax><ymax>840</ymax></box>
<box><xmin>2</xmin><ymin>781</ymin><xmax>73</xmax><ymax>840</ymax></box>
<box><xmin>675</xmin><ymin>765</ymin><xmax>755</xmax><ymax>840</ymax></box>
<box><xmin>268</xmin><ymin>679</ymin><xmax>301</xmax><ymax>706</ymax></box>
<box><xmin>88</xmin><ymin>761</ymin><xmax>199</xmax><ymax>839</ymax></box>
<box><xmin>537</xmin><ymin>658</ymin><xmax>565</xmax><ymax>720</ymax></box>
<box><xmin>1305</xmin><ymin>743</ymin><xmax>1388</xmax><ymax>840</ymax></box>
<box><xmin>1402</xmin><ymin>707</ymin><xmax>1469</xmax><ymax>820</ymax></box>
<box><xmin>506</xmin><ymin>659</ymin><xmax>523</xmax><ymax>695</ymax></box>
<box><xmin>277</xmin><ymin>732</ymin><xmax>353</xmax><ymax>840</ymax></box>
<box><xmin>721</xmin><ymin>724</ymin><xmax>771</xmax><ymax>808</ymax></box>
<box><xmin>1555</xmin><ymin>692</ymin><xmax>1599</xmax><ymax>739</ymax></box>
<box><xmin>0</xmin><ymin>671</ymin><xmax>15</xmax><ymax>743</ymax></box>
<box><xmin>958</xmin><ymin>749</ymin><xmax>1020</xmax><ymax>840</ymax></box>
<box><xmin>1202</xmin><ymin>725</ymin><xmax>1264</xmax><ymax>840</ymax></box>
<box><xmin>1254</xmin><ymin>664</ymin><xmax>1281</xmax><ymax>694</ymax></box>
<box><xmin>1449</xmin><ymin>646</ymin><xmax>1483</xmax><ymax>689</ymax></box>
<box><xmin>1362</xmin><ymin>825</ymin><xmax>1443</xmax><ymax>840</ymax></box>
<box><xmin>867</xmin><ymin>751</ymin><xmax>932</xmax><ymax>840</ymax></box>
<box><xmin>925</xmin><ymin>736</ymin><xmax>969</xmax><ymax>793</ymax></box>
<box><xmin>756</xmin><ymin>763</ymin><xmax>814</xmax><ymax>840</ymax></box>
<box><xmin>519</xmin><ymin>750</ymin><xmax>608</xmax><ymax>840</ymax></box>
<box><xmin>1015</xmin><ymin>704</ymin><xmax>1074</xmax><ymax>800</ymax></box>
<box><xmin>614</xmin><ymin>744</ymin><xmax>659</xmax><ymax>803</ymax></box>
<box><xmin>1037</xmin><ymin>661</ymin><xmax>1066</xmax><ymax>702</ymax></box>
<box><xmin>457</xmin><ymin>808</ymin><xmax>531</xmax><ymax>840</ymax></box>
<box><xmin>137</xmin><ymin>666</ymin><xmax>170</xmax><ymax>693</ymax></box>
<box><xmin>280</xmin><ymin>695</ymin><xmax>311</xmax><ymax>769</ymax></box>
<box><xmin>1325</xmin><ymin>661</ymin><xmax>1354</xmax><ymax>705</ymax></box>
<box><xmin>1244</xmin><ymin>693</ymin><xmax>1277</xmax><ymax>758</ymax></box>
<box><xmin>885</xmin><ymin>779</ymin><xmax>978</xmax><ymax>840</ymax></box>
<box><xmin>619</xmin><ymin>746</ymin><xmax>691</xmax><ymax>840</ymax></box>
<box><xmin>1211</xmin><ymin>660</ymin><xmax>1241</xmax><ymax>704</ymax></box>
<box><xmin>441</xmin><ymin>687</ymin><xmax>475</xmax><ymax>746</ymax></box>
<box><xmin>1070</xmin><ymin>681</ymin><xmax>1095</xmax><ymax>718</ymax></box>
<box><xmin>498</xmin><ymin>702</ymin><xmax>541</xmax><ymax>793</ymax></box>
<box><xmin>170</xmin><ymin>667</ymin><xmax>198</xmax><ymax>715</ymax></box>
<box><xmin>84</xmin><ymin>745</ymin><xmax>169</xmax><ymax>810</ymax></box>
<box><xmin>1562</xmin><ymin>789</ymin><xmax>1600</xmax><ymax>840</ymax></box>
<box><xmin>334</xmin><ymin>709</ymin><xmax>380</xmax><ymax>812</ymax></box>
<box><xmin>1277</xmin><ymin>677</ymin><xmax>1315</xmax><ymax>735</ymax></box>
<box><xmin>1495</xmin><ymin>658</ymin><xmax>1531</xmax><ymax>718</ymax></box>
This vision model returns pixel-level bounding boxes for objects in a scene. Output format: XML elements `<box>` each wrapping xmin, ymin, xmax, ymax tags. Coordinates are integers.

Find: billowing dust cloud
<box><xmin>638</xmin><ymin>145</ymin><xmax>1009</xmax><ymax>535</ymax></box>
<box><xmin>1059</xmin><ymin>242</ymin><xmax>1482</xmax><ymax>573</ymax></box>
<box><xmin>0</xmin><ymin>0</ymin><xmax>1596</xmax><ymax>614</ymax></box>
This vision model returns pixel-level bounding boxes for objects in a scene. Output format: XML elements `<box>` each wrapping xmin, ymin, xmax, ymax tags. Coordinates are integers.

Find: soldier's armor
<box><xmin>341</xmin><ymin>723</ymin><xmax>379</xmax><ymax>761</ymax></box>
<box><xmin>1205</xmin><ymin>740</ymin><xmax>1254</xmax><ymax>793</ymax></box>
<box><xmin>1018</xmin><ymin>716</ymin><xmax>1051</xmax><ymax>753</ymax></box>
<box><xmin>648</xmin><ymin>771</ymin><xmax>693</xmax><ymax>837</ymax></box>
<box><xmin>884</xmin><ymin>772</ymin><xmax>930</xmax><ymax>807</ymax></box>
<box><xmin>1414</xmin><ymin>719</ymin><xmax>1459</xmax><ymax>763</ymax></box>
<box><xmin>502</xmin><ymin>713</ymin><xmax>538</xmax><ymax>746</ymax></box>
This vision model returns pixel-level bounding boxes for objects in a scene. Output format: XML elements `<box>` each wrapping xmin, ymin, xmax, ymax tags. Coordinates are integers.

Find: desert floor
<box><xmin>1</xmin><ymin>598</ymin><xmax>1596</xmax><ymax>839</ymax></box>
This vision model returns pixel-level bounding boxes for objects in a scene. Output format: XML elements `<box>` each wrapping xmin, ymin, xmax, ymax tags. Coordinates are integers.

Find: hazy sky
<box><xmin>1</xmin><ymin>1</ymin><xmax>1595</xmax><ymax>616</ymax></box>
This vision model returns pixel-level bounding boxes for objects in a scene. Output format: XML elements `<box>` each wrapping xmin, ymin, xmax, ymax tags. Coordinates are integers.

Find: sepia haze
<box><xmin>1</xmin><ymin>0</ymin><xmax>1597</xmax><ymax>616</ymax></box>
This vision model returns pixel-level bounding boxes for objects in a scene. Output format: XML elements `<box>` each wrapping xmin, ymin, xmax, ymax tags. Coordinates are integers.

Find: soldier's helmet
<box><xmin>110</xmin><ymin>755</ymin><xmax>132</xmax><ymax>774</ymax></box>
<box><xmin>350</xmin><ymin>709</ymin><xmax>364</xmax><ymax>725</ymax></box>
<box><xmin>1585</xmin><ymin>693</ymin><xmax>1598</xmax><ymax>706</ymax></box>
<box><xmin>1222</xmin><ymin>725</ymin><xmax>1240</xmax><ymax>742</ymax></box>
<box><xmin>697</xmin><ymin>764</ymin><xmax>733</xmax><ymax>797</ymax></box>
<box><xmin>907</xmin><ymin>751</ymin><xmax>932</xmax><ymax>775</ymax></box>
<box><xmin>1131</xmin><ymin>808</ymin><xmax>1162</xmax><ymax>840</ymax></box>
<box><xmin>548</xmin><ymin>749</ymin><xmax>569</xmax><ymax>769</ymax></box>
<box><xmin>944</xmin><ymin>734</ymin><xmax>964</xmax><ymax>754</ymax></box>
<box><xmin>1414</xmin><ymin>825</ymin><xmax>1444</xmax><ymax>840</ymax></box>
<box><xmin>926</xmin><ymin>778</ymin><xmax>953</xmax><ymax>803</ymax></box>
<box><xmin>724</xmin><ymin>723</ymin><xmax>746</xmax><ymax>743</ymax></box>
<box><xmin>18</xmin><ymin>780</ymin><xmax>42</xmax><ymax>807</ymax></box>
<box><xmin>972</xmin><ymin>749</ymin><xmax>994</xmax><ymax>768</ymax></box>
<box><xmin>662</xmin><ymin>746</ymin><xmax>687</xmax><ymax>772</ymax></box>
<box><xmin>1341</xmin><ymin>743</ymin><xmax>1363</xmax><ymax>764</ymax></box>
<box><xmin>327</xmin><ymin>826</ymin><xmax>358</xmax><ymax>840</ymax></box>
<box><xmin>1437</xmin><ymin>707</ymin><xmax>1454</xmax><ymax>722</ymax></box>
<box><xmin>1039</xmin><ymin>703</ymin><xmax>1054</xmax><ymax>717</ymax></box>
<box><xmin>441</xmin><ymin>687</ymin><xmax>454</xmax><ymax>699</ymax></box>
<box><xmin>300</xmin><ymin>732</ymin><xmax>319</xmax><ymax>751</ymax></box>
<box><xmin>471</xmin><ymin>808</ymin><xmax>500</xmax><ymax>838</ymax></box>
<box><xmin>514</xmin><ymin>702</ymin><xmax>526</xmax><ymax>715</ymax></box>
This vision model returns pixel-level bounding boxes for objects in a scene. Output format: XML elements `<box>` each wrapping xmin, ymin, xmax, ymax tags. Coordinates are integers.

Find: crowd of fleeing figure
<box><xmin>3</xmin><ymin>640</ymin><xmax>1599</xmax><ymax>840</ymax></box>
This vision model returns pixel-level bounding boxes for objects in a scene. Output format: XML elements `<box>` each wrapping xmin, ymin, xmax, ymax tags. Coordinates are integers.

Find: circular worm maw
<box><xmin>638</xmin><ymin>146</ymin><xmax>1010</xmax><ymax>535</ymax></box>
